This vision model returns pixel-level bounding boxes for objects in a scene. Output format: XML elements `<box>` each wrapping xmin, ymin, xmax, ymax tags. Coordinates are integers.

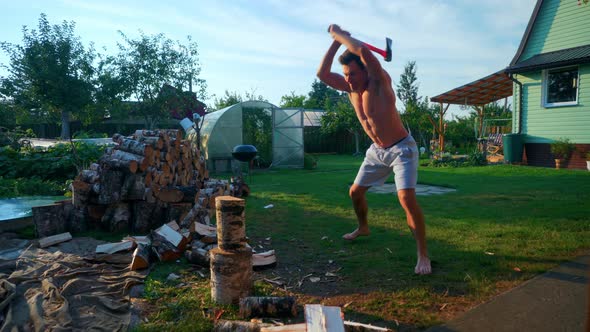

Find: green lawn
<box><xmin>136</xmin><ymin>154</ymin><xmax>590</xmax><ymax>331</ymax></box>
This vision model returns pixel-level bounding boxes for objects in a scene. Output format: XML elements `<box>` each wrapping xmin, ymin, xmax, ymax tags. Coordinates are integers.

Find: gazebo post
<box><xmin>438</xmin><ymin>103</ymin><xmax>450</xmax><ymax>155</ymax></box>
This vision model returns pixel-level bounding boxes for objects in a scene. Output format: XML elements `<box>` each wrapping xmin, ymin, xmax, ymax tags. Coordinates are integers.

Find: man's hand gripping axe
<box><xmin>327</xmin><ymin>26</ymin><xmax>392</xmax><ymax>62</ymax></box>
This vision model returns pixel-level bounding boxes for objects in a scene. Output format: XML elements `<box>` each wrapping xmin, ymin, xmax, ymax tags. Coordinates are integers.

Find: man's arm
<box><xmin>328</xmin><ymin>24</ymin><xmax>385</xmax><ymax>81</ymax></box>
<box><xmin>316</xmin><ymin>40</ymin><xmax>350</xmax><ymax>92</ymax></box>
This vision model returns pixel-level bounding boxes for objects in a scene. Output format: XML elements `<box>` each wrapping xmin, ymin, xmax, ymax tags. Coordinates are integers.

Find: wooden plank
<box><xmin>260</xmin><ymin>323</ymin><xmax>306</xmax><ymax>332</ymax></box>
<box><xmin>344</xmin><ymin>321</ymin><xmax>393</xmax><ymax>331</ymax></box>
<box><xmin>305</xmin><ymin>304</ymin><xmax>345</xmax><ymax>332</ymax></box>
<box><xmin>95</xmin><ymin>240</ymin><xmax>135</xmax><ymax>254</ymax></box>
<box><xmin>39</xmin><ymin>232</ymin><xmax>72</xmax><ymax>248</ymax></box>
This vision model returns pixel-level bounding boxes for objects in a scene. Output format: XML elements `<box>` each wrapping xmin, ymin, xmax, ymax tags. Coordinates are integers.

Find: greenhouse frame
<box><xmin>196</xmin><ymin>101</ymin><xmax>305</xmax><ymax>172</ymax></box>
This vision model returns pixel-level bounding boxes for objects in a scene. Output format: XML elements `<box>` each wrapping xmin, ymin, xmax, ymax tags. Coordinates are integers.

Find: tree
<box><xmin>0</xmin><ymin>13</ymin><xmax>98</xmax><ymax>139</ymax></box>
<box><xmin>304</xmin><ymin>79</ymin><xmax>341</xmax><ymax>109</ymax></box>
<box><xmin>279</xmin><ymin>91</ymin><xmax>306</xmax><ymax>108</ymax></box>
<box><xmin>320</xmin><ymin>94</ymin><xmax>365</xmax><ymax>155</ymax></box>
<box><xmin>113</xmin><ymin>32</ymin><xmax>207</xmax><ymax>128</ymax></box>
<box><xmin>212</xmin><ymin>89</ymin><xmax>267</xmax><ymax>111</ymax></box>
<box><xmin>396</xmin><ymin>61</ymin><xmax>419</xmax><ymax>111</ymax></box>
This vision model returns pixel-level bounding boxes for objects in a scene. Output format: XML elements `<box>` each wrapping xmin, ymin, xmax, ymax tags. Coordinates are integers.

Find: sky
<box><xmin>0</xmin><ymin>0</ymin><xmax>537</xmax><ymax>118</ymax></box>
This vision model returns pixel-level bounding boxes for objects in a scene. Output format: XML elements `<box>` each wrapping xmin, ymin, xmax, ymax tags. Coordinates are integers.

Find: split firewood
<box><xmin>38</xmin><ymin>232</ymin><xmax>72</xmax><ymax>248</ymax></box>
<box><xmin>130</xmin><ymin>243</ymin><xmax>151</xmax><ymax>270</ymax></box>
<box><xmin>343</xmin><ymin>321</ymin><xmax>393</xmax><ymax>332</ymax></box>
<box><xmin>184</xmin><ymin>247</ymin><xmax>209</xmax><ymax>266</ymax></box>
<box><xmin>151</xmin><ymin>231</ymin><xmax>183</xmax><ymax>262</ymax></box>
<box><xmin>123</xmin><ymin>235</ymin><xmax>151</xmax><ymax>246</ymax></box>
<box><xmin>239</xmin><ymin>296</ymin><xmax>297</xmax><ymax>318</ymax></box>
<box><xmin>166</xmin><ymin>220</ymin><xmax>180</xmax><ymax>231</ymax></box>
<box><xmin>95</xmin><ymin>240</ymin><xmax>135</xmax><ymax>254</ymax></box>
<box><xmin>155</xmin><ymin>223</ymin><xmax>185</xmax><ymax>248</ymax></box>
<box><xmin>260</xmin><ymin>324</ymin><xmax>306</xmax><ymax>332</ymax></box>
<box><xmin>214</xmin><ymin>320</ymin><xmax>267</xmax><ymax>332</ymax></box>
<box><xmin>305</xmin><ymin>304</ymin><xmax>345</xmax><ymax>332</ymax></box>
<box><xmin>253</xmin><ymin>250</ymin><xmax>277</xmax><ymax>268</ymax></box>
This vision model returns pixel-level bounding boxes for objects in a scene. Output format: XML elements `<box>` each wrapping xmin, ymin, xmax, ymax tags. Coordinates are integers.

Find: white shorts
<box><xmin>353</xmin><ymin>136</ymin><xmax>418</xmax><ymax>190</ymax></box>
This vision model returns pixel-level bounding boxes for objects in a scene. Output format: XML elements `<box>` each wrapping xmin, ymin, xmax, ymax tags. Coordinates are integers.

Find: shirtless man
<box><xmin>317</xmin><ymin>24</ymin><xmax>431</xmax><ymax>275</ymax></box>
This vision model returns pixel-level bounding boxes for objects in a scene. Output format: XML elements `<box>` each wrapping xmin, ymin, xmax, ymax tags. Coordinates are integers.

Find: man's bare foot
<box><xmin>415</xmin><ymin>256</ymin><xmax>432</xmax><ymax>275</ymax></box>
<box><xmin>342</xmin><ymin>228</ymin><xmax>370</xmax><ymax>240</ymax></box>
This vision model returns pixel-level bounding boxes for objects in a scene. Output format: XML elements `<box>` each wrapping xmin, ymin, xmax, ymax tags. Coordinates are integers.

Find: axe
<box><xmin>327</xmin><ymin>27</ymin><xmax>392</xmax><ymax>62</ymax></box>
<box><xmin>363</xmin><ymin>38</ymin><xmax>392</xmax><ymax>62</ymax></box>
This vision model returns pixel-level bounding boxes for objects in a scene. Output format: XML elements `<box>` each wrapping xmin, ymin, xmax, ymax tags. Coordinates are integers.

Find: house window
<box><xmin>543</xmin><ymin>66</ymin><xmax>579</xmax><ymax>107</ymax></box>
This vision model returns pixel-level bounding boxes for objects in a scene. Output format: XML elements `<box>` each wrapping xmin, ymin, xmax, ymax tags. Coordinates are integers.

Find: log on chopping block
<box><xmin>215</xmin><ymin>196</ymin><xmax>247</xmax><ymax>251</ymax></box>
<box><xmin>210</xmin><ymin>246</ymin><xmax>253</xmax><ymax>305</ymax></box>
<box><xmin>239</xmin><ymin>296</ymin><xmax>298</xmax><ymax>318</ymax></box>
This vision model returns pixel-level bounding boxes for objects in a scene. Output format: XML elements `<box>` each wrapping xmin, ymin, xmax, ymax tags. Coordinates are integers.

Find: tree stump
<box><xmin>215</xmin><ymin>196</ymin><xmax>246</xmax><ymax>251</ymax></box>
<box><xmin>210</xmin><ymin>246</ymin><xmax>252</xmax><ymax>305</ymax></box>
<box><xmin>32</xmin><ymin>203</ymin><xmax>66</xmax><ymax>237</ymax></box>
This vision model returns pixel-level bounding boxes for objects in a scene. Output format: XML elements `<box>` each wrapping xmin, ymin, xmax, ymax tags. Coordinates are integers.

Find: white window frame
<box><xmin>542</xmin><ymin>65</ymin><xmax>579</xmax><ymax>108</ymax></box>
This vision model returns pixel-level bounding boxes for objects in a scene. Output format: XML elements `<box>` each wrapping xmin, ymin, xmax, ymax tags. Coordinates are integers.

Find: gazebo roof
<box><xmin>430</xmin><ymin>70</ymin><xmax>513</xmax><ymax>106</ymax></box>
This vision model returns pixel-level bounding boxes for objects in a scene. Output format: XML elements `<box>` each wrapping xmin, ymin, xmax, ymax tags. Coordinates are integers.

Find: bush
<box><xmin>423</xmin><ymin>150</ymin><xmax>487</xmax><ymax>168</ymax></box>
<box><xmin>0</xmin><ymin>126</ymin><xmax>36</xmax><ymax>150</ymax></box>
<box><xmin>550</xmin><ymin>138</ymin><xmax>576</xmax><ymax>160</ymax></box>
<box><xmin>465</xmin><ymin>149</ymin><xmax>487</xmax><ymax>166</ymax></box>
<box><xmin>72</xmin><ymin>130</ymin><xmax>108</xmax><ymax>139</ymax></box>
<box><xmin>0</xmin><ymin>142</ymin><xmax>105</xmax><ymax>181</ymax></box>
<box><xmin>0</xmin><ymin>177</ymin><xmax>64</xmax><ymax>198</ymax></box>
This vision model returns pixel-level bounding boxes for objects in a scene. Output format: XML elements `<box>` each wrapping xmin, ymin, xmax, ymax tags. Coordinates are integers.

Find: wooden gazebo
<box><xmin>430</xmin><ymin>70</ymin><xmax>513</xmax><ymax>153</ymax></box>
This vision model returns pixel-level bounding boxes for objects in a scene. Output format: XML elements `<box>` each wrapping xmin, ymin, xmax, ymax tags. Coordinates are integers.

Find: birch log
<box><xmin>215</xmin><ymin>196</ymin><xmax>246</xmax><ymax>251</ymax></box>
<box><xmin>210</xmin><ymin>246</ymin><xmax>253</xmax><ymax>305</ymax></box>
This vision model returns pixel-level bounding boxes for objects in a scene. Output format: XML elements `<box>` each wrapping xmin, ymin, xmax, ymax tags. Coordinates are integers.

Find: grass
<box><xmin>130</xmin><ymin>155</ymin><xmax>590</xmax><ymax>330</ymax></box>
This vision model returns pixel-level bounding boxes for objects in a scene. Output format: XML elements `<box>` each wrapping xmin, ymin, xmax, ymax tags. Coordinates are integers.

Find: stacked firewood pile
<box><xmin>71</xmin><ymin>129</ymin><xmax>229</xmax><ymax>234</ymax></box>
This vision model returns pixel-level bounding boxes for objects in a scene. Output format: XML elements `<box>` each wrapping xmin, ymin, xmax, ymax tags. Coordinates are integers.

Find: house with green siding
<box><xmin>505</xmin><ymin>0</ymin><xmax>590</xmax><ymax>169</ymax></box>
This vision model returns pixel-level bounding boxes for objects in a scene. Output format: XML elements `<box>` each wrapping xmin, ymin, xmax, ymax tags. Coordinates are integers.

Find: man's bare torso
<box><xmin>348</xmin><ymin>74</ymin><xmax>407</xmax><ymax>148</ymax></box>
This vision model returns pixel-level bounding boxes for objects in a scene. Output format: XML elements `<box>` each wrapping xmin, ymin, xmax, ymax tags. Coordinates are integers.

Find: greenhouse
<box><xmin>193</xmin><ymin>101</ymin><xmax>304</xmax><ymax>172</ymax></box>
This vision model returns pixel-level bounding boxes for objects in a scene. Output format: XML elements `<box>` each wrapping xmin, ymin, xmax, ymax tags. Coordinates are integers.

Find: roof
<box><xmin>506</xmin><ymin>44</ymin><xmax>590</xmax><ymax>73</ymax></box>
<box><xmin>430</xmin><ymin>71</ymin><xmax>513</xmax><ymax>106</ymax></box>
<box><xmin>509</xmin><ymin>0</ymin><xmax>544</xmax><ymax>66</ymax></box>
<box><xmin>303</xmin><ymin>110</ymin><xmax>324</xmax><ymax>127</ymax></box>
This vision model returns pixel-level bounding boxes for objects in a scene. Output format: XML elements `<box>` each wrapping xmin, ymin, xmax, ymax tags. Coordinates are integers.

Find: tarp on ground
<box><xmin>0</xmin><ymin>237</ymin><xmax>147</xmax><ymax>331</ymax></box>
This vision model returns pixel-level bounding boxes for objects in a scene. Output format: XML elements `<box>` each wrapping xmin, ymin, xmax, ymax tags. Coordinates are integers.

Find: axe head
<box><xmin>384</xmin><ymin>37</ymin><xmax>392</xmax><ymax>62</ymax></box>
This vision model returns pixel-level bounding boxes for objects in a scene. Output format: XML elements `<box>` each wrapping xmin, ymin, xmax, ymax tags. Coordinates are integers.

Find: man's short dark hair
<box><xmin>338</xmin><ymin>50</ymin><xmax>365</xmax><ymax>70</ymax></box>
